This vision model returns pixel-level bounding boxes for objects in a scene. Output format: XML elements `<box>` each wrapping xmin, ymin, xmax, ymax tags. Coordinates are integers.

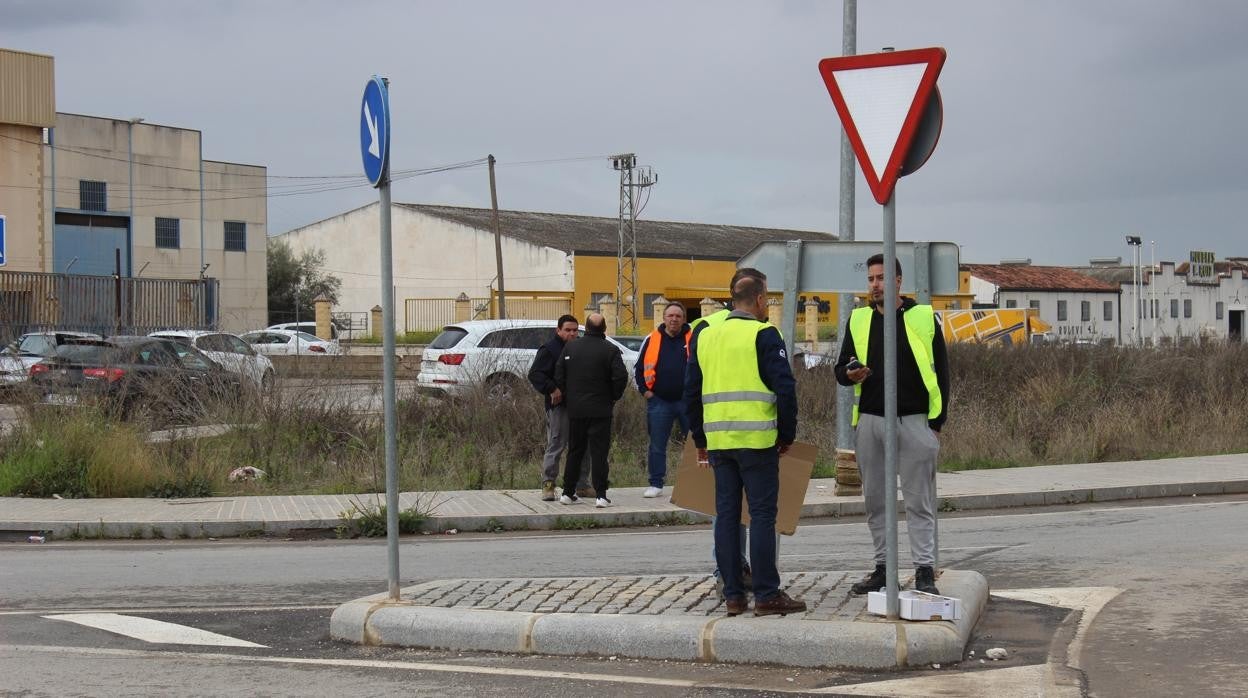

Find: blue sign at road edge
<box><xmin>0</xmin><ymin>214</ymin><xmax>7</xmax><ymax>267</ymax></box>
<box><xmin>360</xmin><ymin>76</ymin><xmax>390</xmax><ymax>188</ymax></box>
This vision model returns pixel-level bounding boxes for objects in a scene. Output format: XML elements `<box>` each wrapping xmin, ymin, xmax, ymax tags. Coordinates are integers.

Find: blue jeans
<box><xmin>711</xmin><ymin>446</ymin><xmax>781</xmax><ymax>601</ymax></box>
<box><xmin>646</xmin><ymin>396</ymin><xmax>689</xmax><ymax>488</ymax></box>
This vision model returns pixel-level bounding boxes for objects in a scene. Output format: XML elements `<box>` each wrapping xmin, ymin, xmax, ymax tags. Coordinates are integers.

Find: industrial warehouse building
<box><xmin>276</xmin><ymin>202</ymin><xmax>840</xmax><ymax>333</ymax></box>
<box><xmin>0</xmin><ymin>47</ymin><xmax>267</xmax><ymax>335</ymax></box>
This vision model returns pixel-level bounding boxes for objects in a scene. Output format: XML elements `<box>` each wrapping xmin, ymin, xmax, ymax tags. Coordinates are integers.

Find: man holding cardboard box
<box><xmin>685</xmin><ymin>272</ymin><xmax>806</xmax><ymax>617</ymax></box>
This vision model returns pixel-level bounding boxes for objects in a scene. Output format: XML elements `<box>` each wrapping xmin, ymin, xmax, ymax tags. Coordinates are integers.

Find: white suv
<box><xmin>418</xmin><ymin>319</ymin><xmax>639</xmax><ymax>399</ymax></box>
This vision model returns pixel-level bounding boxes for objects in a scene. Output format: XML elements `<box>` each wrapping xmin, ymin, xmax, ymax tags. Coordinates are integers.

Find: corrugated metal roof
<box><xmin>400</xmin><ymin>204</ymin><xmax>836</xmax><ymax>258</ymax></box>
<box><xmin>1067</xmin><ymin>265</ymin><xmax>1137</xmax><ymax>286</ymax></box>
<box><xmin>0</xmin><ymin>48</ymin><xmax>55</xmax><ymax>128</ymax></box>
<box><xmin>962</xmin><ymin>263</ymin><xmax>1119</xmax><ymax>292</ymax></box>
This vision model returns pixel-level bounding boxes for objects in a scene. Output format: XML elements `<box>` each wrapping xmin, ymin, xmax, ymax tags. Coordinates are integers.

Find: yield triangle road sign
<box><xmin>818</xmin><ymin>47</ymin><xmax>946</xmax><ymax>204</ymax></box>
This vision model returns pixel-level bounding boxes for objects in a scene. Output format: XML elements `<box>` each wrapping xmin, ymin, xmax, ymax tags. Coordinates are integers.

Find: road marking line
<box><xmin>0</xmin><ymin>645</ymin><xmax>714</xmax><ymax>690</ymax></box>
<box><xmin>810</xmin><ymin>663</ymin><xmax>1053</xmax><ymax>696</ymax></box>
<box><xmin>42</xmin><ymin>614</ymin><xmax>267</xmax><ymax>648</ymax></box>
<box><xmin>413</xmin><ymin>497</ymin><xmax>1248</xmax><ymax>542</ymax></box>
<box><xmin>1</xmin><ymin>604</ymin><xmax>338</xmax><ymax>617</ymax></box>
<box><xmin>991</xmin><ymin>586</ymin><xmax>1122</xmax><ymax>672</ymax></box>
<box><xmin>782</xmin><ymin>544</ymin><xmax>1017</xmax><ymax>559</ymax></box>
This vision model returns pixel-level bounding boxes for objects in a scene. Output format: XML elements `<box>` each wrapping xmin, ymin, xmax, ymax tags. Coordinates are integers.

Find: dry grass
<box><xmin>4</xmin><ymin>341</ymin><xmax>1247</xmax><ymax>498</ymax></box>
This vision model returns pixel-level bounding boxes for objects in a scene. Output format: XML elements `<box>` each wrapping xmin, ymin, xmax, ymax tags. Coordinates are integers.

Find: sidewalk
<box><xmin>9</xmin><ymin>453</ymin><xmax>1245</xmax><ymax>671</ymax></box>
<box><xmin>331</xmin><ymin>569</ymin><xmax>989</xmax><ymax>670</ymax></box>
<box><xmin>2</xmin><ymin>453</ymin><xmax>1245</xmax><ymax>540</ymax></box>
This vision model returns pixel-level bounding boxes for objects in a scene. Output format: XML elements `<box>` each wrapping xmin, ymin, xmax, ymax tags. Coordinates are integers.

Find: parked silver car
<box><xmin>148</xmin><ymin>330</ymin><xmax>276</xmax><ymax>392</ymax></box>
<box><xmin>1</xmin><ymin>331</ymin><xmax>103</xmax><ymax>387</ymax></box>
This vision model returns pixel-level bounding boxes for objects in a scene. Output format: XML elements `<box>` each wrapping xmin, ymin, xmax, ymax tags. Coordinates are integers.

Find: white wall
<box><xmin>998</xmin><ymin>290</ymin><xmax>1120</xmax><ymax>343</ymax></box>
<box><xmin>1128</xmin><ymin>263</ymin><xmax>1248</xmax><ymax>344</ymax></box>
<box><xmin>44</xmin><ymin>114</ymin><xmax>266</xmax><ymax>333</ymax></box>
<box><xmin>276</xmin><ymin>204</ymin><xmax>572</xmax><ymax>331</ymax></box>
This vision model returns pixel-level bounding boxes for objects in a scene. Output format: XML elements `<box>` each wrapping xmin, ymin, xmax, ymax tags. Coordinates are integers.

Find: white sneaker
<box><xmin>643</xmin><ymin>486</ymin><xmax>663</xmax><ymax>498</ymax></box>
<box><xmin>559</xmin><ymin>494</ymin><xmax>578</xmax><ymax>505</ymax></box>
<box><xmin>595</xmin><ymin>497</ymin><xmax>611</xmax><ymax>508</ymax></box>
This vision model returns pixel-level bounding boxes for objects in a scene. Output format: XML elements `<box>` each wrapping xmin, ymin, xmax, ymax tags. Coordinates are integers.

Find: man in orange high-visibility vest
<box><xmin>634</xmin><ymin>301</ymin><xmax>691</xmax><ymax>498</ymax></box>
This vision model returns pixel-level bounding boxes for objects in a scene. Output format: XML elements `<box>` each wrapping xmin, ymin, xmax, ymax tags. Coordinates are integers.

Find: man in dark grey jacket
<box><xmin>528</xmin><ymin>315</ymin><xmax>590</xmax><ymax>501</ymax></box>
<box><xmin>555</xmin><ymin>313</ymin><xmax>629</xmax><ymax>507</ymax></box>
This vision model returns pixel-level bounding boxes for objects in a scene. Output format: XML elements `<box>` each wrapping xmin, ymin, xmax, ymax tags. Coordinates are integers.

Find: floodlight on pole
<box><xmin>1126</xmin><ymin>236</ymin><xmax>1143</xmax><ymax>344</ymax></box>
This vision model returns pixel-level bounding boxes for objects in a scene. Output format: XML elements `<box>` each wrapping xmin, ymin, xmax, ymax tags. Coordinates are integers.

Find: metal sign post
<box><xmin>817</xmin><ymin>46</ymin><xmax>947</xmax><ymax>619</ymax></box>
<box><xmin>360</xmin><ymin>75</ymin><xmax>400</xmax><ymax>601</ymax></box>
<box><xmin>882</xmin><ymin>194</ymin><xmax>900</xmax><ymax>615</ymax></box>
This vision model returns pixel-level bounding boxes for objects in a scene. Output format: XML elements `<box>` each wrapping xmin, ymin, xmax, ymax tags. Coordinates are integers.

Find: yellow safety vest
<box><xmin>698</xmin><ymin>318</ymin><xmax>778</xmax><ymax>450</ymax></box>
<box><xmin>848</xmin><ymin>304</ymin><xmax>941</xmax><ymax>427</ymax></box>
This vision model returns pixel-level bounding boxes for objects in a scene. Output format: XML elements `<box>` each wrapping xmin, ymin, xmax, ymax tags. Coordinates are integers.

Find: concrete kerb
<box><xmin>7</xmin><ymin>477</ymin><xmax>1248</xmax><ymax>541</ymax></box>
<box><xmin>330</xmin><ymin>570</ymin><xmax>990</xmax><ymax>670</ymax></box>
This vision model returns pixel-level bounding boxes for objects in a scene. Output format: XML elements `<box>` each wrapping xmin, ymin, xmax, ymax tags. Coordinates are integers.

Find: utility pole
<box><xmin>488</xmin><ymin>154</ymin><xmax>506</xmax><ymax>319</ymax></box>
<box><xmin>836</xmin><ymin>0</ymin><xmax>858</xmax><ymax>454</ymax></box>
<box><xmin>609</xmin><ymin>154</ymin><xmax>656</xmax><ymax>331</ymax></box>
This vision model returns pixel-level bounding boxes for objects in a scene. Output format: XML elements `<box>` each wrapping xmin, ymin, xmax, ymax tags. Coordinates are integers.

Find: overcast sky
<box><xmin>7</xmin><ymin>0</ymin><xmax>1247</xmax><ymax>266</ymax></box>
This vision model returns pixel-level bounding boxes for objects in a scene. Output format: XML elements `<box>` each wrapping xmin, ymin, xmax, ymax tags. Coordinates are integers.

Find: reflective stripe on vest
<box><xmin>642</xmin><ymin>327</ymin><xmax>691</xmax><ymax>390</ymax></box>
<box><xmin>698</xmin><ymin>318</ymin><xmax>778</xmax><ymax>450</ymax></box>
<box><xmin>849</xmin><ymin>304</ymin><xmax>942</xmax><ymax>427</ymax></box>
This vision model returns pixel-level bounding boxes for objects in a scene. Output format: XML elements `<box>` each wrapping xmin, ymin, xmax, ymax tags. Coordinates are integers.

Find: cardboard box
<box><xmin>867</xmin><ymin>589</ymin><xmax>964</xmax><ymax>621</ymax></box>
<box><xmin>669</xmin><ymin>439</ymin><xmax>816</xmax><ymax>535</ymax></box>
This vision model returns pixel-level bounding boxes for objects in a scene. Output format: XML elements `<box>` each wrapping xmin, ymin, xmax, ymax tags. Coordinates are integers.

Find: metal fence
<box><xmin>331</xmin><ymin>311</ymin><xmax>369</xmax><ymax>340</ymax></box>
<box><xmin>0</xmin><ymin>269</ymin><xmax>218</xmax><ymax>345</ymax></box>
<box><xmin>403</xmin><ymin>294</ymin><xmax>574</xmax><ymax>332</ymax></box>
<box><xmin>403</xmin><ymin>297</ymin><xmax>489</xmax><ymax>333</ymax></box>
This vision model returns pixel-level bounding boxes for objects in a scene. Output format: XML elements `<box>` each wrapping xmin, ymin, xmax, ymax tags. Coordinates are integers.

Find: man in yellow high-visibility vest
<box><xmin>834</xmin><ymin>253</ymin><xmax>950</xmax><ymax>596</ymax></box>
<box><xmin>686</xmin><ymin>272</ymin><xmax>806</xmax><ymax>617</ymax></box>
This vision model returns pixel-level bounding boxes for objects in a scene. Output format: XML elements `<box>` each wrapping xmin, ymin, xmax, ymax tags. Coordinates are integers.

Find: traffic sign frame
<box><xmin>818</xmin><ymin>47</ymin><xmax>946</xmax><ymax>204</ymax></box>
<box><xmin>360</xmin><ymin>76</ymin><xmax>391</xmax><ymax>187</ymax></box>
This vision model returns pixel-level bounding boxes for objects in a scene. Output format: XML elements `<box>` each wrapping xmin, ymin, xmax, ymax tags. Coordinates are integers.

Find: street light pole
<box><xmin>1126</xmin><ymin>236</ymin><xmax>1142</xmax><ymax>345</ymax></box>
<box><xmin>128</xmin><ymin>117</ymin><xmax>144</xmax><ymax>278</ymax></box>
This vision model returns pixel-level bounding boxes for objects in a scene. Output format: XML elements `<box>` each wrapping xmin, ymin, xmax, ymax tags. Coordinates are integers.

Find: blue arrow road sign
<box><xmin>360</xmin><ymin>76</ymin><xmax>390</xmax><ymax>187</ymax></box>
<box><xmin>0</xmin><ymin>214</ymin><xmax>7</xmax><ymax>267</ymax></box>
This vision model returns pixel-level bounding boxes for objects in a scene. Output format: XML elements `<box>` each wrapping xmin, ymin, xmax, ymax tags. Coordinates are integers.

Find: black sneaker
<box><xmin>850</xmin><ymin>564</ymin><xmax>887</xmax><ymax>595</ymax></box>
<box><xmin>914</xmin><ymin>566</ymin><xmax>940</xmax><ymax>595</ymax></box>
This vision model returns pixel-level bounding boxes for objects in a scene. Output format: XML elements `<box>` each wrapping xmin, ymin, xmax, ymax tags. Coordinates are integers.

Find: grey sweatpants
<box><xmin>541</xmin><ymin>405</ymin><xmax>587</xmax><ymax>488</ymax></box>
<box><xmin>855</xmin><ymin>413</ymin><xmax>940</xmax><ymax>567</ymax></box>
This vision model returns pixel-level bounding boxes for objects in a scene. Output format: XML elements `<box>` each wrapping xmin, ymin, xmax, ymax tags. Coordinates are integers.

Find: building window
<box><xmin>1103</xmin><ymin>300</ymin><xmax>1113</xmax><ymax>321</ymax></box>
<box><xmin>224</xmin><ymin>221</ymin><xmax>246</xmax><ymax>252</ymax></box>
<box><xmin>1005</xmin><ymin>299</ymin><xmax>1017</xmax><ymax>309</ymax></box>
<box><xmin>1029</xmin><ymin>299</ymin><xmax>1040</xmax><ymax>311</ymax></box>
<box><xmin>1217</xmin><ymin>301</ymin><xmax>1225</xmax><ymax>320</ymax></box>
<box><xmin>79</xmin><ymin>180</ymin><xmax>106</xmax><ymax>212</ymax></box>
<box><xmin>1152</xmin><ymin>299</ymin><xmax>1159</xmax><ymax>319</ymax></box>
<box><xmin>590</xmin><ymin>292</ymin><xmax>614</xmax><ymax>310</ymax></box>
<box><xmin>1057</xmin><ymin>300</ymin><xmax>1067</xmax><ymax>321</ymax></box>
<box><xmin>155</xmin><ymin>218</ymin><xmax>180</xmax><ymax>249</ymax></box>
<box><xmin>1081</xmin><ymin>301</ymin><xmax>1091</xmax><ymax>322</ymax></box>
<box><xmin>1170</xmin><ymin>299</ymin><xmax>1179</xmax><ymax>318</ymax></box>
<box><xmin>1183</xmin><ymin>299</ymin><xmax>1192</xmax><ymax>318</ymax></box>
<box><xmin>642</xmin><ymin>293</ymin><xmax>664</xmax><ymax>319</ymax></box>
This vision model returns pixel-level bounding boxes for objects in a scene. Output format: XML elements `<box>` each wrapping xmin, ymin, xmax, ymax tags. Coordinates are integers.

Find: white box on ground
<box><xmin>867</xmin><ymin>590</ymin><xmax>963</xmax><ymax>621</ymax></box>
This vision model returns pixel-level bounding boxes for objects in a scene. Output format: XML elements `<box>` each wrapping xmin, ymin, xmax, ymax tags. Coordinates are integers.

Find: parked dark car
<box><xmin>29</xmin><ymin>336</ymin><xmax>242</xmax><ymax>424</ymax></box>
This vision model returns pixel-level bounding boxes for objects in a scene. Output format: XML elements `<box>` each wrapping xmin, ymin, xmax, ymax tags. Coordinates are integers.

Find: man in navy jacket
<box><xmin>634</xmin><ymin>302</ymin><xmax>691</xmax><ymax>497</ymax></box>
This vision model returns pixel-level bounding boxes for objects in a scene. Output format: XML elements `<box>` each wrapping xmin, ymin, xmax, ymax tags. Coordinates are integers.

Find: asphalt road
<box><xmin>3</xmin><ymin>495</ymin><xmax>1246</xmax><ymax>696</ymax></box>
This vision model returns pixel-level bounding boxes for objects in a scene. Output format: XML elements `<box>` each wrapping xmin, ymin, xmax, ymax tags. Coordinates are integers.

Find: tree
<box><xmin>266</xmin><ymin>239</ymin><xmax>342</xmax><ymax>325</ymax></box>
